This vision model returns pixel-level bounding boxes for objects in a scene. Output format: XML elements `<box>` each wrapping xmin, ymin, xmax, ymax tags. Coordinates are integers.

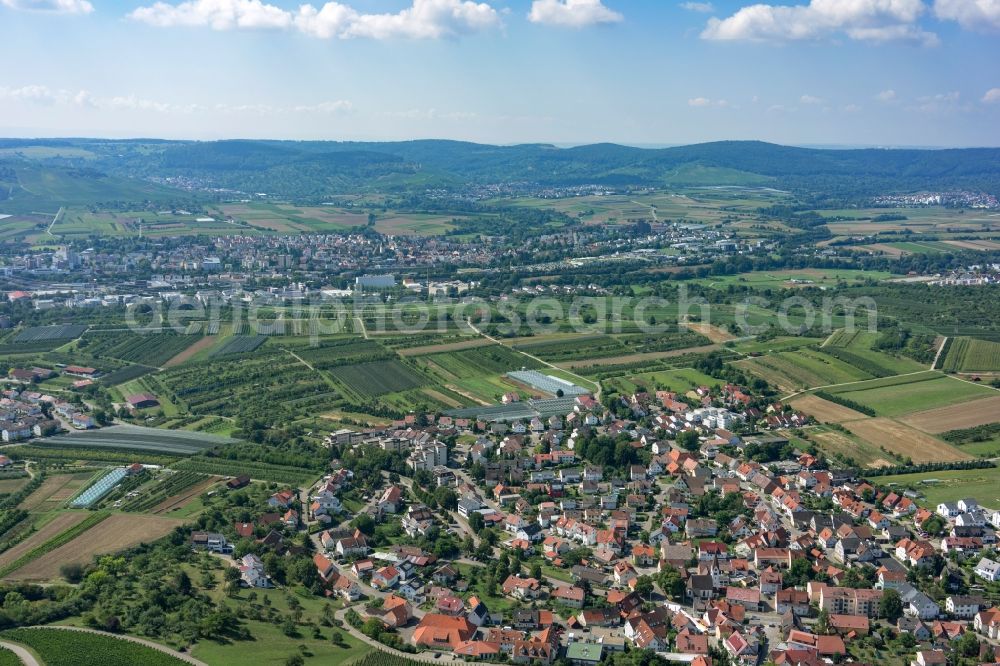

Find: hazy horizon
<box><xmin>2</xmin><ymin>1</ymin><xmax>999</xmax><ymax>146</ymax></box>
<box><xmin>0</xmin><ymin>133</ymin><xmax>998</xmax><ymax>152</ymax></box>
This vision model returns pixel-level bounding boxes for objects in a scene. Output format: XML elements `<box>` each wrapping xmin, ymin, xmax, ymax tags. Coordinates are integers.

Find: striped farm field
<box><xmin>737</xmin><ymin>350</ymin><xmax>870</xmax><ymax>392</ymax></box>
<box><xmin>328</xmin><ymin>359</ymin><xmax>429</xmax><ymax>399</ymax></box>
<box><xmin>941</xmin><ymin>337</ymin><xmax>1000</xmax><ymax>373</ymax></box>
<box><xmin>6</xmin><ymin>514</ymin><xmax>184</xmax><ymax>581</ymax></box>
<box><xmin>0</xmin><ymin>512</ymin><xmax>89</xmax><ymax>570</ymax></box>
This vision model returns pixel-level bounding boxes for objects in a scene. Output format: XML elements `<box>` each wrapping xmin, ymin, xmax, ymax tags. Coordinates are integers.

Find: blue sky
<box><xmin>1</xmin><ymin>0</ymin><xmax>999</xmax><ymax>146</ymax></box>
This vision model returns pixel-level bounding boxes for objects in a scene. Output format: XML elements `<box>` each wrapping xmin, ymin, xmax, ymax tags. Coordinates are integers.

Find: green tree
<box><xmin>677</xmin><ymin>430</ymin><xmax>700</xmax><ymax>452</ymax></box>
<box><xmin>634</xmin><ymin>575</ymin><xmax>654</xmax><ymax>600</ymax></box>
<box><xmin>879</xmin><ymin>588</ymin><xmax>903</xmax><ymax>622</ymax></box>
<box><xmin>816</xmin><ymin>609</ymin><xmax>830</xmax><ymax>635</ymax></box>
<box><xmin>655</xmin><ymin>566</ymin><xmax>685</xmax><ymax>600</ymax></box>
<box><xmin>956</xmin><ymin>630</ymin><xmax>980</xmax><ymax>658</ymax></box>
<box><xmin>468</xmin><ymin>512</ymin><xmax>485</xmax><ymax>533</ymax></box>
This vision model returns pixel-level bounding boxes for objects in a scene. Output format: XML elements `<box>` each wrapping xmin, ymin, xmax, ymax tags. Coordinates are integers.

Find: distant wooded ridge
<box><xmin>1</xmin><ymin>138</ymin><xmax>999</xmax><ymax>203</ymax></box>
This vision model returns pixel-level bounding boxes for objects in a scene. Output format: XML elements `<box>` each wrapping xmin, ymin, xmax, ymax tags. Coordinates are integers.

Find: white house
<box><xmin>974</xmin><ymin>557</ymin><xmax>1000</xmax><ymax>582</ymax></box>
<box><xmin>239</xmin><ymin>554</ymin><xmax>270</xmax><ymax>588</ymax></box>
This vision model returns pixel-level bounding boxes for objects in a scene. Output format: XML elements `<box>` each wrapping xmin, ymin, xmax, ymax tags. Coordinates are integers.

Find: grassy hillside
<box><xmin>0</xmin><ymin>161</ymin><xmax>188</xmax><ymax>214</ymax></box>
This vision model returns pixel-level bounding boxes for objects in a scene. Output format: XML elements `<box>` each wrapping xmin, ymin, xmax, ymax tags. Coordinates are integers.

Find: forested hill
<box><xmin>2</xmin><ymin>137</ymin><xmax>999</xmax><ymax>201</ymax></box>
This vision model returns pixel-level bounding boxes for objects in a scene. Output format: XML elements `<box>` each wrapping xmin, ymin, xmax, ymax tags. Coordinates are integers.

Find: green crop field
<box><xmin>328</xmin><ymin>359</ymin><xmax>429</xmax><ymax>399</ymax></box>
<box><xmin>293</xmin><ymin>339</ymin><xmax>391</xmax><ymax>369</ymax></box>
<box><xmin>827</xmin><ymin>372</ymin><xmax>994</xmax><ymax>416</ymax></box>
<box><xmin>738</xmin><ymin>348</ymin><xmax>871</xmax><ymax>391</ymax></box>
<box><xmin>416</xmin><ymin>345</ymin><xmax>541</xmax><ymax>379</ymax></box>
<box><xmin>818</xmin><ymin>346</ymin><xmax>925</xmax><ymax>377</ymax></box>
<box><xmin>0</xmin><ymin>628</ymin><xmax>187</xmax><ymax>666</ymax></box>
<box><xmin>171</xmin><ymin>457</ymin><xmax>316</xmax><ymax>484</ymax></box>
<box><xmin>13</xmin><ymin>324</ymin><xmax>87</xmax><ymax>343</ymax></box>
<box><xmin>208</xmin><ymin>335</ymin><xmax>267</xmax><ymax>358</ymax></box>
<box><xmin>691</xmin><ymin>268</ymin><xmax>895</xmax><ymax>290</ymax></box>
<box><xmin>941</xmin><ymin>337</ymin><xmax>1000</xmax><ymax>373</ymax></box>
<box><xmin>82</xmin><ymin>331</ymin><xmax>203</xmax><ymax>367</ymax></box>
<box><xmin>825</xmin><ymin>329</ymin><xmax>879</xmax><ymax>349</ymax></box>
<box><xmin>606</xmin><ymin>367</ymin><xmax>719</xmax><ymax>395</ymax></box>
<box><xmin>0</xmin><ymin>647</ymin><xmax>20</xmax><ymax>666</ymax></box>
<box><xmin>875</xmin><ymin>467</ymin><xmax>1000</xmax><ymax>508</ymax></box>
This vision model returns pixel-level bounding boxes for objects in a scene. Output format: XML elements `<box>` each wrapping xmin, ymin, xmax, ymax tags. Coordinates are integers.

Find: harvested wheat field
<box><xmin>900</xmin><ymin>395</ymin><xmax>1000</xmax><ymax>433</ymax></box>
<box><xmin>809</xmin><ymin>428</ymin><xmax>887</xmax><ymax>468</ymax></box>
<box><xmin>791</xmin><ymin>394</ymin><xmax>870</xmax><ymax>423</ymax></box>
<box><xmin>20</xmin><ymin>475</ymin><xmax>84</xmax><ymax>511</ymax></box>
<box><xmin>0</xmin><ymin>512</ymin><xmax>88</xmax><ymax>570</ymax></box>
<box><xmin>7</xmin><ymin>514</ymin><xmax>184</xmax><ymax>581</ymax></box>
<box><xmin>683</xmin><ymin>321</ymin><xmax>736</xmax><ymax>343</ymax></box>
<box><xmin>0</xmin><ymin>477</ymin><xmax>29</xmax><ymax>494</ymax></box>
<box><xmin>844</xmin><ymin>418</ymin><xmax>970</xmax><ymax>463</ymax></box>
<box><xmin>862</xmin><ymin>243</ymin><xmax>907</xmax><ymax>256</ymax></box>
<box><xmin>943</xmin><ymin>240</ymin><xmax>992</xmax><ymax>251</ymax></box>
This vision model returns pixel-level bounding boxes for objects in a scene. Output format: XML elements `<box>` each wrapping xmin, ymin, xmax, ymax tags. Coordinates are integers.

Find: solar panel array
<box><xmin>70</xmin><ymin>467</ymin><xmax>129</xmax><ymax>508</ymax></box>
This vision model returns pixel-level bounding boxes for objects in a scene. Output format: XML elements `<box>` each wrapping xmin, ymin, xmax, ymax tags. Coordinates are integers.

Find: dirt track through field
<box><xmin>790</xmin><ymin>394</ymin><xmax>871</xmax><ymax>423</ymax></box>
<box><xmin>844</xmin><ymin>418</ymin><xmax>970</xmax><ymax>463</ymax></box>
<box><xmin>899</xmin><ymin>395</ymin><xmax>1000</xmax><ymax>433</ymax></box>
<box><xmin>0</xmin><ymin>512</ymin><xmax>88</xmax><ymax>570</ymax></box>
<box><xmin>7</xmin><ymin>514</ymin><xmax>184</xmax><ymax>580</ymax></box>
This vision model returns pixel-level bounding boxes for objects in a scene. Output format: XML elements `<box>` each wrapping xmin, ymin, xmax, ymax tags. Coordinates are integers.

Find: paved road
<box><xmin>0</xmin><ymin>640</ymin><xmax>40</xmax><ymax>666</ymax></box>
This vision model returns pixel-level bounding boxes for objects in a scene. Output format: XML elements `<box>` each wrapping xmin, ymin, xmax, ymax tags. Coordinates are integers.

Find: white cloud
<box><xmin>378</xmin><ymin>108</ymin><xmax>476</xmax><ymax>120</ymax></box>
<box><xmin>129</xmin><ymin>0</ymin><xmax>290</xmax><ymax>29</ymax></box>
<box><xmin>680</xmin><ymin>2</ymin><xmax>714</xmax><ymax>12</ymax></box>
<box><xmin>0</xmin><ymin>0</ymin><xmax>93</xmax><ymax>13</ymax></box>
<box><xmin>984</xmin><ymin>88</ymin><xmax>1000</xmax><ymax>103</ymax></box>
<box><xmin>527</xmin><ymin>0</ymin><xmax>622</xmax><ymax>27</ymax></box>
<box><xmin>0</xmin><ymin>84</ymin><xmax>353</xmax><ymax>116</ymax></box>
<box><xmin>0</xmin><ymin>85</ymin><xmax>89</xmax><ymax>105</ymax></box>
<box><xmin>701</xmin><ymin>0</ymin><xmax>938</xmax><ymax>45</ymax></box>
<box><xmin>934</xmin><ymin>0</ymin><xmax>1000</xmax><ymax>31</ymax></box>
<box><xmin>130</xmin><ymin>0</ymin><xmax>501</xmax><ymax>39</ymax></box>
<box><xmin>912</xmin><ymin>90</ymin><xmax>964</xmax><ymax>113</ymax></box>
<box><xmin>688</xmin><ymin>97</ymin><xmax>729</xmax><ymax>107</ymax></box>
<box><xmin>843</xmin><ymin>103</ymin><xmax>862</xmax><ymax>112</ymax></box>
<box><xmin>875</xmin><ymin>89</ymin><xmax>897</xmax><ymax>102</ymax></box>
<box><xmin>799</xmin><ymin>94</ymin><xmax>823</xmax><ymax>104</ymax></box>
